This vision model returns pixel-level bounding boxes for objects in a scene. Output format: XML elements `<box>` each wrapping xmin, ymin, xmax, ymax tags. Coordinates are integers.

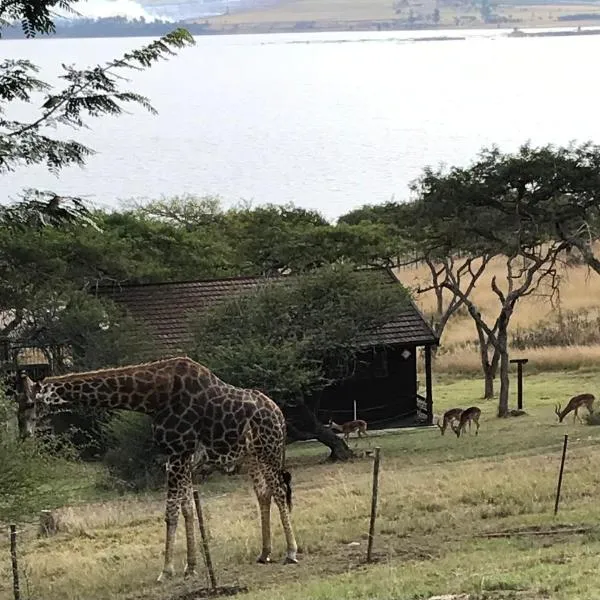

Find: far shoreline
<box><xmin>2</xmin><ymin>20</ymin><xmax>600</xmax><ymax>41</ymax></box>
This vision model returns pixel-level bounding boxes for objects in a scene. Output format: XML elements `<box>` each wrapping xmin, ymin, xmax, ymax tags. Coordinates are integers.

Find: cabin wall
<box><xmin>316</xmin><ymin>346</ymin><xmax>419</xmax><ymax>430</ymax></box>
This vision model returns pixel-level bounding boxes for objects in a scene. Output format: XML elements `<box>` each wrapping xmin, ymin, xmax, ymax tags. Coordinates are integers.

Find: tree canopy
<box><xmin>188</xmin><ymin>264</ymin><xmax>411</xmax><ymax>459</ymax></box>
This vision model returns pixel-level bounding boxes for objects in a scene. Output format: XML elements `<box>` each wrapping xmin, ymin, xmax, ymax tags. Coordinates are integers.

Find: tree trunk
<box><xmin>476</xmin><ymin>321</ymin><xmax>498</xmax><ymax>399</ymax></box>
<box><xmin>284</xmin><ymin>402</ymin><xmax>353</xmax><ymax>461</ymax></box>
<box><xmin>496</xmin><ymin>326</ymin><xmax>510</xmax><ymax>417</ymax></box>
<box><xmin>483</xmin><ymin>364</ymin><xmax>495</xmax><ymax>399</ymax></box>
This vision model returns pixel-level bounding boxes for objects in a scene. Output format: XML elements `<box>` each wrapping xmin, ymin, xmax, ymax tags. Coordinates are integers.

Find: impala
<box><xmin>555</xmin><ymin>393</ymin><xmax>595</xmax><ymax>423</ymax></box>
<box><xmin>436</xmin><ymin>408</ymin><xmax>463</xmax><ymax>436</ymax></box>
<box><xmin>328</xmin><ymin>419</ymin><xmax>368</xmax><ymax>441</ymax></box>
<box><xmin>452</xmin><ymin>406</ymin><xmax>481</xmax><ymax>438</ymax></box>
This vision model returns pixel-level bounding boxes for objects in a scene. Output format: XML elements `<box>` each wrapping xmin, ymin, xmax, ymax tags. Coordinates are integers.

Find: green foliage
<box><xmin>0</xmin><ymin>0</ymin><xmax>80</xmax><ymax>38</ymax></box>
<box><xmin>188</xmin><ymin>264</ymin><xmax>411</xmax><ymax>404</ymax></box>
<box><xmin>1</xmin><ymin>29</ymin><xmax>194</xmax><ymax>177</ymax></box>
<box><xmin>0</xmin><ymin>385</ymin><xmax>86</xmax><ymax>521</ymax></box>
<box><xmin>101</xmin><ymin>412</ymin><xmax>164</xmax><ymax>491</ymax></box>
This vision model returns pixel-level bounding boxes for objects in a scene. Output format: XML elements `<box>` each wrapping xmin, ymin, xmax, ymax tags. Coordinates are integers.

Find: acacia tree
<box><xmin>505</xmin><ymin>142</ymin><xmax>600</xmax><ymax>276</ymax></box>
<box><xmin>411</xmin><ymin>146</ymin><xmax>571</xmax><ymax>416</ymax></box>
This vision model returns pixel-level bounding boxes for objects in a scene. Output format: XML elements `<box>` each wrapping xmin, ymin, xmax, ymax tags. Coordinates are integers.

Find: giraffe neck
<box><xmin>41</xmin><ymin>372</ymin><xmax>164</xmax><ymax>415</ymax></box>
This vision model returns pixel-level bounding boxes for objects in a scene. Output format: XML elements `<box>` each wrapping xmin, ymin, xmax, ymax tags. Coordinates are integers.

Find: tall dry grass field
<box><xmin>396</xmin><ymin>247</ymin><xmax>600</xmax><ymax>374</ymax></box>
<box><xmin>3</xmin><ymin>372</ymin><xmax>600</xmax><ymax>600</ymax></box>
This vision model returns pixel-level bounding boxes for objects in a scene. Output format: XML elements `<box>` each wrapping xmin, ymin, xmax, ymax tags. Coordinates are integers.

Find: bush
<box><xmin>511</xmin><ymin>309</ymin><xmax>600</xmax><ymax>349</ymax></box>
<box><xmin>101</xmin><ymin>411</ymin><xmax>164</xmax><ymax>491</ymax></box>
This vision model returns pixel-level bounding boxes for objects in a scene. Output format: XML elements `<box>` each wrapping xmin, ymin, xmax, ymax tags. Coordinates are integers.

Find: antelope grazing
<box><xmin>452</xmin><ymin>406</ymin><xmax>481</xmax><ymax>438</ymax></box>
<box><xmin>328</xmin><ymin>419</ymin><xmax>368</xmax><ymax>441</ymax></box>
<box><xmin>436</xmin><ymin>408</ymin><xmax>463</xmax><ymax>436</ymax></box>
<box><xmin>555</xmin><ymin>393</ymin><xmax>595</xmax><ymax>423</ymax></box>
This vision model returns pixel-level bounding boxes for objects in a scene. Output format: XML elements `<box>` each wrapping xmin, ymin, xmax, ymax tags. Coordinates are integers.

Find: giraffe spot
<box><xmin>81</xmin><ymin>383</ymin><xmax>94</xmax><ymax>395</ymax></box>
<box><xmin>212</xmin><ymin>422</ymin><xmax>225</xmax><ymax>440</ymax></box>
<box><xmin>213</xmin><ymin>440</ymin><xmax>230</xmax><ymax>455</ymax></box>
<box><xmin>185</xmin><ymin>378</ymin><xmax>201</xmax><ymax>395</ymax></box>
<box><xmin>223</xmin><ymin>412</ymin><xmax>237</xmax><ymax>432</ymax></box>
<box><xmin>172</xmin><ymin>376</ymin><xmax>184</xmax><ymax>394</ymax></box>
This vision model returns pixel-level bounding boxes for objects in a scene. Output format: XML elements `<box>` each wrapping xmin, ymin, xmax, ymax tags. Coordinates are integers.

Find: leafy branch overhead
<box><xmin>0</xmin><ymin>29</ymin><xmax>195</xmax><ymax>175</ymax></box>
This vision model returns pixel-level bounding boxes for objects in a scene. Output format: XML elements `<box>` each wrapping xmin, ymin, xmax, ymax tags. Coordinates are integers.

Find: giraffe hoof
<box><xmin>284</xmin><ymin>555</ymin><xmax>299</xmax><ymax>565</ymax></box>
<box><xmin>257</xmin><ymin>555</ymin><xmax>272</xmax><ymax>564</ymax></box>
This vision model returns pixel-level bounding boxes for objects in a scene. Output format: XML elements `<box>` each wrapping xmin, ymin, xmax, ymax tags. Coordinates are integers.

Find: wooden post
<box><xmin>554</xmin><ymin>434</ymin><xmax>569</xmax><ymax>515</ymax></box>
<box><xmin>510</xmin><ymin>358</ymin><xmax>528</xmax><ymax>410</ymax></box>
<box><xmin>424</xmin><ymin>345</ymin><xmax>433</xmax><ymax>426</ymax></box>
<box><xmin>192</xmin><ymin>490</ymin><xmax>217</xmax><ymax>590</ymax></box>
<box><xmin>10</xmin><ymin>525</ymin><xmax>20</xmax><ymax>600</ymax></box>
<box><xmin>366</xmin><ymin>447</ymin><xmax>381</xmax><ymax>563</ymax></box>
<box><xmin>353</xmin><ymin>399</ymin><xmax>357</xmax><ymax>421</ymax></box>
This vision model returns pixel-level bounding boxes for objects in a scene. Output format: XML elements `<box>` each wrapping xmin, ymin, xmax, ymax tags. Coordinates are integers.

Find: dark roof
<box><xmin>95</xmin><ymin>268</ymin><xmax>438</xmax><ymax>354</ymax></box>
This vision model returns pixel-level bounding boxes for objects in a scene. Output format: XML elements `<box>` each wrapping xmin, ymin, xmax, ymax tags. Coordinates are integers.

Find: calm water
<box><xmin>3</xmin><ymin>28</ymin><xmax>600</xmax><ymax>220</ymax></box>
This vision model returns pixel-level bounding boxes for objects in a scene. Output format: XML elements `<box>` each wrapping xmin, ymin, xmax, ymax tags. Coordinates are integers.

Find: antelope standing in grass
<box><xmin>328</xmin><ymin>419</ymin><xmax>368</xmax><ymax>442</ymax></box>
<box><xmin>555</xmin><ymin>393</ymin><xmax>595</xmax><ymax>424</ymax></box>
<box><xmin>436</xmin><ymin>408</ymin><xmax>463</xmax><ymax>436</ymax></box>
<box><xmin>452</xmin><ymin>406</ymin><xmax>481</xmax><ymax>438</ymax></box>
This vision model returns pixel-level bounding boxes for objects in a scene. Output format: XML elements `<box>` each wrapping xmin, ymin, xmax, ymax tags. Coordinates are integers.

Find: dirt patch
<box><xmin>170</xmin><ymin>585</ymin><xmax>248</xmax><ymax>600</ymax></box>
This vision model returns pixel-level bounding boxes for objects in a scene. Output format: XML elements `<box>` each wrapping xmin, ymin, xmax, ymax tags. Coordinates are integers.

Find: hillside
<box><xmin>198</xmin><ymin>0</ymin><xmax>600</xmax><ymax>34</ymax></box>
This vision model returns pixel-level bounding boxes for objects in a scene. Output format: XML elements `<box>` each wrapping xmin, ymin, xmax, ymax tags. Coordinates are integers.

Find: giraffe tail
<box><xmin>281</xmin><ymin>470</ymin><xmax>293</xmax><ymax>511</ymax></box>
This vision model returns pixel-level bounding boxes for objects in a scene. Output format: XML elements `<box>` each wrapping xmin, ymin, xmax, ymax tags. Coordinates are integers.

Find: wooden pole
<box><xmin>353</xmin><ymin>399</ymin><xmax>357</xmax><ymax>421</ymax></box>
<box><xmin>554</xmin><ymin>434</ymin><xmax>569</xmax><ymax>515</ymax></box>
<box><xmin>424</xmin><ymin>345</ymin><xmax>433</xmax><ymax>426</ymax></box>
<box><xmin>192</xmin><ymin>490</ymin><xmax>217</xmax><ymax>590</ymax></box>
<box><xmin>10</xmin><ymin>525</ymin><xmax>21</xmax><ymax>600</ymax></box>
<box><xmin>510</xmin><ymin>358</ymin><xmax>528</xmax><ymax>410</ymax></box>
<box><xmin>366</xmin><ymin>447</ymin><xmax>381</xmax><ymax>563</ymax></box>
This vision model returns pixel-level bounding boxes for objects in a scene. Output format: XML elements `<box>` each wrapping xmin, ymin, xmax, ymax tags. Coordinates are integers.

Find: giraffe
<box><xmin>21</xmin><ymin>356</ymin><xmax>299</xmax><ymax>581</ymax></box>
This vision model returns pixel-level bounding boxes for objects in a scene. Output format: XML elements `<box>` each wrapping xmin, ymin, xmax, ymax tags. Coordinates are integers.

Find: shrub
<box><xmin>101</xmin><ymin>411</ymin><xmax>164</xmax><ymax>491</ymax></box>
<box><xmin>511</xmin><ymin>309</ymin><xmax>600</xmax><ymax>349</ymax></box>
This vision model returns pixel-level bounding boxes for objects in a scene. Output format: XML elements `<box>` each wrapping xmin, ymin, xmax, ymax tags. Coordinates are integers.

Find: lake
<box><xmin>3</xmin><ymin>28</ymin><xmax>600</xmax><ymax>220</ymax></box>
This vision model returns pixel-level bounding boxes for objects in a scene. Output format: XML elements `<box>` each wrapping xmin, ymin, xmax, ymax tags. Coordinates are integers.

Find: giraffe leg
<box><xmin>250</xmin><ymin>462</ymin><xmax>273</xmax><ymax>564</ymax></box>
<box><xmin>181</xmin><ymin>482</ymin><xmax>198</xmax><ymax>578</ymax></box>
<box><xmin>267</xmin><ymin>469</ymin><xmax>298</xmax><ymax>565</ymax></box>
<box><xmin>157</xmin><ymin>457</ymin><xmax>190</xmax><ymax>583</ymax></box>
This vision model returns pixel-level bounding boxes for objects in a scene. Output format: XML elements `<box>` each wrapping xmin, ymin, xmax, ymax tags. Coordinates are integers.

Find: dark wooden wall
<box><xmin>316</xmin><ymin>345</ymin><xmax>419</xmax><ymax>429</ymax></box>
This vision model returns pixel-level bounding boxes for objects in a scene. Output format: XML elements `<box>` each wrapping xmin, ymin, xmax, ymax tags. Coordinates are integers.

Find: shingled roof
<box><xmin>95</xmin><ymin>268</ymin><xmax>438</xmax><ymax>354</ymax></box>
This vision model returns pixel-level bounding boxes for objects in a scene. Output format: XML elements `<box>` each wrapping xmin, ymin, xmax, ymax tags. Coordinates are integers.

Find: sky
<box><xmin>60</xmin><ymin>0</ymin><xmax>169</xmax><ymax>21</ymax></box>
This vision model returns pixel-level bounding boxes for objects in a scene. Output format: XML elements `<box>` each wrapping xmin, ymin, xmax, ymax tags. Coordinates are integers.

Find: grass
<box><xmin>3</xmin><ymin>370</ymin><xmax>600</xmax><ymax>600</ymax></box>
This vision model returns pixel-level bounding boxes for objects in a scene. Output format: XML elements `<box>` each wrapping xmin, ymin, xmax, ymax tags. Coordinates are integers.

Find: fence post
<box><xmin>554</xmin><ymin>434</ymin><xmax>569</xmax><ymax>515</ymax></box>
<box><xmin>366</xmin><ymin>447</ymin><xmax>381</xmax><ymax>563</ymax></box>
<box><xmin>10</xmin><ymin>525</ymin><xmax>20</xmax><ymax>600</ymax></box>
<box><xmin>193</xmin><ymin>490</ymin><xmax>217</xmax><ymax>590</ymax></box>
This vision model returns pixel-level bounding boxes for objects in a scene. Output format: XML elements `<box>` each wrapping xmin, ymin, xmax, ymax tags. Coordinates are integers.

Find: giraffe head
<box><xmin>17</xmin><ymin>371</ymin><xmax>42</xmax><ymax>437</ymax></box>
<box><xmin>23</xmin><ymin>376</ymin><xmax>66</xmax><ymax>408</ymax></box>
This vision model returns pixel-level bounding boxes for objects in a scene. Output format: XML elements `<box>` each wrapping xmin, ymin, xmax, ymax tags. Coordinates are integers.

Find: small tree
<box><xmin>187</xmin><ymin>264</ymin><xmax>411</xmax><ymax>460</ymax></box>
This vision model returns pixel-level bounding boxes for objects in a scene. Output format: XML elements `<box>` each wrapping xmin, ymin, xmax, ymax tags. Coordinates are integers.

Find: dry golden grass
<box><xmin>4</xmin><ymin>372</ymin><xmax>600</xmax><ymax>600</ymax></box>
<box><xmin>397</xmin><ymin>248</ymin><xmax>600</xmax><ymax>373</ymax></box>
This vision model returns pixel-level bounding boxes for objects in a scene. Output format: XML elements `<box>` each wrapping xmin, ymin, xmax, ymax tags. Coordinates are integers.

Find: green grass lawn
<box><xmin>3</xmin><ymin>370</ymin><xmax>600</xmax><ymax>600</ymax></box>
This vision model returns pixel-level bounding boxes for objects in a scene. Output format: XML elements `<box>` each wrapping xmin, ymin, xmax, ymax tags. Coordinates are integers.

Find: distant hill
<box><xmin>0</xmin><ymin>15</ymin><xmax>212</xmax><ymax>39</ymax></box>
